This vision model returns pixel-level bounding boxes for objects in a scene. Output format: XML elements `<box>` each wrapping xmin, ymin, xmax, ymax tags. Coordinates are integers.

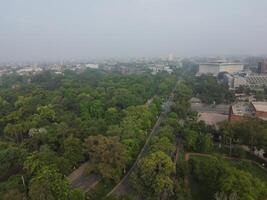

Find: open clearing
<box><xmin>198</xmin><ymin>112</ymin><xmax>228</xmax><ymax>126</ymax></box>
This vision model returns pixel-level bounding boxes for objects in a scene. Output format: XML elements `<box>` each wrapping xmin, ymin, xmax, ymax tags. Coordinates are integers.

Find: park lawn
<box><xmin>189</xmin><ymin>155</ymin><xmax>267</xmax><ymax>200</ymax></box>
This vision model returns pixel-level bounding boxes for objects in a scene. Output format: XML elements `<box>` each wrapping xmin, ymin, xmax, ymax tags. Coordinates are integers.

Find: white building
<box><xmin>198</xmin><ymin>61</ymin><xmax>244</xmax><ymax>76</ymax></box>
<box><xmin>168</xmin><ymin>54</ymin><xmax>174</xmax><ymax>61</ymax></box>
<box><xmin>149</xmin><ymin>64</ymin><xmax>173</xmax><ymax>74</ymax></box>
<box><xmin>85</xmin><ymin>64</ymin><xmax>99</xmax><ymax>69</ymax></box>
<box><xmin>17</xmin><ymin>66</ymin><xmax>43</xmax><ymax>75</ymax></box>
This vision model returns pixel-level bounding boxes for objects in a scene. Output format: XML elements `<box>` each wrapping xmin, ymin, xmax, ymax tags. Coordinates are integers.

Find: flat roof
<box><xmin>199</xmin><ymin>62</ymin><xmax>243</xmax><ymax>65</ymax></box>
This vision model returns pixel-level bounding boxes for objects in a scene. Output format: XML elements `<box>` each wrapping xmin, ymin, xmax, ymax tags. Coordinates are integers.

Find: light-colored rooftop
<box><xmin>200</xmin><ymin>62</ymin><xmax>243</xmax><ymax>66</ymax></box>
<box><xmin>251</xmin><ymin>102</ymin><xmax>267</xmax><ymax>112</ymax></box>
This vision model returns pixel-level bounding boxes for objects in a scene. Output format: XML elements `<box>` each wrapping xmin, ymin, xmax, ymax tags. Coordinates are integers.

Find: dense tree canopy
<box><xmin>0</xmin><ymin>69</ymin><xmax>177</xmax><ymax>199</ymax></box>
<box><xmin>186</xmin><ymin>75</ymin><xmax>234</xmax><ymax>104</ymax></box>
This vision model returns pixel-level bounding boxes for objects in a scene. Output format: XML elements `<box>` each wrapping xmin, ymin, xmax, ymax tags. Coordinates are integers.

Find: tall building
<box><xmin>258</xmin><ymin>60</ymin><xmax>267</xmax><ymax>74</ymax></box>
<box><xmin>198</xmin><ymin>61</ymin><xmax>244</xmax><ymax>76</ymax></box>
<box><xmin>168</xmin><ymin>54</ymin><xmax>174</xmax><ymax>61</ymax></box>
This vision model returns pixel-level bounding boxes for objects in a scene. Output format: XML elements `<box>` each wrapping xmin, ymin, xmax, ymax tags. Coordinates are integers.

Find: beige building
<box><xmin>198</xmin><ymin>61</ymin><xmax>244</xmax><ymax>76</ymax></box>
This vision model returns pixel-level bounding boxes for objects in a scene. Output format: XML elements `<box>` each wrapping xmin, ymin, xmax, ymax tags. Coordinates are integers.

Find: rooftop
<box><xmin>251</xmin><ymin>102</ymin><xmax>267</xmax><ymax>112</ymax></box>
<box><xmin>200</xmin><ymin>62</ymin><xmax>243</xmax><ymax>66</ymax></box>
<box><xmin>231</xmin><ymin>102</ymin><xmax>251</xmax><ymax>116</ymax></box>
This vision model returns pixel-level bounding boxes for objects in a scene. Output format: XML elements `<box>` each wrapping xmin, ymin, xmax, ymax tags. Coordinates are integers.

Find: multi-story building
<box><xmin>198</xmin><ymin>61</ymin><xmax>244</xmax><ymax>76</ymax></box>
<box><xmin>258</xmin><ymin>60</ymin><xmax>267</xmax><ymax>74</ymax></box>
<box><xmin>223</xmin><ymin>72</ymin><xmax>267</xmax><ymax>90</ymax></box>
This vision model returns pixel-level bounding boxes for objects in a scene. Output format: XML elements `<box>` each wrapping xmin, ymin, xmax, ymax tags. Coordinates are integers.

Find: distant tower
<box><xmin>258</xmin><ymin>60</ymin><xmax>267</xmax><ymax>74</ymax></box>
<box><xmin>168</xmin><ymin>54</ymin><xmax>174</xmax><ymax>61</ymax></box>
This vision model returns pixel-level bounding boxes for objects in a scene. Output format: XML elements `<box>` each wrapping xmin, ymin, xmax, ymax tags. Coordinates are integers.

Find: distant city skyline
<box><xmin>1</xmin><ymin>0</ymin><xmax>267</xmax><ymax>62</ymax></box>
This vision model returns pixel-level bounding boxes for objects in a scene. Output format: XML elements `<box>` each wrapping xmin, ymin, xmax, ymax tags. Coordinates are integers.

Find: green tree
<box><xmin>183</xmin><ymin>129</ymin><xmax>198</xmax><ymax>151</ymax></box>
<box><xmin>23</xmin><ymin>146</ymin><xmax>59</xmax><ymax>175</ymax></box>
<box><xmin>219</xmin><ymin>168</ymin><xmax>267</xmax><ymax>200</ymax></box>
<box><xmin>130</xmin><ymin>151</ymin><xmax>175</xmax><ymax>200</ymax></box>
<box><xmin>0</xmin><ymin>146</ymin><xmax>26</xmax><ymax>178</ymax></box>
<box><xmin>28</xmin><ymin>167</ymin><xmax>70</xmax><ymax>200</ymax></box>
<box><xmin>85</xmin><ymin>135</ymin><xmax>127</xmax><ymax>181</ymax></box>
<box><xmin>197</xmin><ymin>134</ymin><xmax>213</xmax><ymax>153</ymax></box>
<box><xmin>63</xmin><ymin>136</ymin><xmax>85</xmax><ymax>167</ymax></box>
<box><xmin>69</xmin><ymin>189</ymin><xmax>86</xmax><ymax>200</ymax></box>
<box><xmin>105</xmin><ymin>107</ymin><xmax>120</xmax><ymax>125</ymax></box>
<box><xmin>37</xmin><ymin>104</ymin><xmax>56</xmax><ymax>121</ymax></box>
<box><xmin>157</xmin><ymin>125</ymin><xmax>175</xmax><ymax>142</ymax></box>
<box><xmin>150</xmin><ymin>136</ymin><xmax>175</xmax><ymax>155</ymax></box>
<box><xmin>122</xmin><ymin>138</ymin><xmax>140</xmax><ymax>163</ymax></box>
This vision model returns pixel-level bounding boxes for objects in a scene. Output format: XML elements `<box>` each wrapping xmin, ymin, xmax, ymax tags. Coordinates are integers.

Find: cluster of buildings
<box><xmin>198</xmin><ymin>59</ymin><xmax>267</xmax><ymax>90</ymax></box>
<box><xmin>148</xmin><ymin>64</ymin><xmax>173</xmax><ymax>74</ymax></box>
<box><xmin>222</xmin><ymin>61</ymin><xmax>267</xmax><ymax>90</ymax></box>
<box><xmin>227</xmin><ymin>61</ymin><xmax>267</xmax><ymax>121</ymax></box>
<box><xmin>0</xmin><ymin>64</ymin><xmax>43</xmax><ymax>76</ymax></box>
<box><xmin>0</xmin><ymin>63</ymin><xmax>101</xmax><ymax>76</ymax></box>
<box><xmin>196</xmin><ymin>58</ymin><xmax>267</xmax><ymax>122</ymax></box>
<box><xmin>0</xmin><ymin>57</ymin><xmax>180</xmax><ymax>78</ymax></box>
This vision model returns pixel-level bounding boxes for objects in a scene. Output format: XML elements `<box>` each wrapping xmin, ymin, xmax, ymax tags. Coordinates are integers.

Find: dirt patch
<box><xmin>198</xmin><ymin>112</ymin><xmax>228</xmax><ymax>126</ymax></box>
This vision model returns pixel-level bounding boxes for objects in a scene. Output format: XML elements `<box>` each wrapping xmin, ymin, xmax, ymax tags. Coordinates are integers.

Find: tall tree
<box><xmin>85</xmin><ymin>135</ymin><xmax>127</xmax><ymax>181</ymax></box>
<box><xmin>28</xmin><ymin>167</ymin><xmax>70</xmax><ymax>200</ymax></box>
<box><xmin>130</xmin><ymin>151</ymin><xmax>175</xmax><ymax>200</ymax></box>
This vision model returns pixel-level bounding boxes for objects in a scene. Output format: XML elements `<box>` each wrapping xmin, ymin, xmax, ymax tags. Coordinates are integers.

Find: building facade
<box><xmin>198</xmin><ymin>62</ymin><xmax>244</xmax><ymax>76</ymax></box>
<box><xmin>229</xmin><ymin>101</ymin><xmax>267</xmax><ymax>122</ymax></box>
<box><xmin>258</xmin><ymin>60</ymin><xmax>267</xmax><ymax>74</ymax></box>
<box><xmin>223</xmin><ymin>73</ymin><xmax>267</xmax><ymax>90</ymax></box>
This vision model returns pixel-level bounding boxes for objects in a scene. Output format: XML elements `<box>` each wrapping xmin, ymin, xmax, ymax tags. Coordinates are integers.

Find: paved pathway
<box><xmin>67</xmin><ymin>163</ymin><xmax>102</xmax><ymax>192</ymax></box>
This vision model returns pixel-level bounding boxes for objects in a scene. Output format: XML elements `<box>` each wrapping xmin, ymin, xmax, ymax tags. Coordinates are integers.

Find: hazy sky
<box><xmin>1</xmin><ymin>0</ymin><xmax>267</xmax><ymax>62</ymax></box>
